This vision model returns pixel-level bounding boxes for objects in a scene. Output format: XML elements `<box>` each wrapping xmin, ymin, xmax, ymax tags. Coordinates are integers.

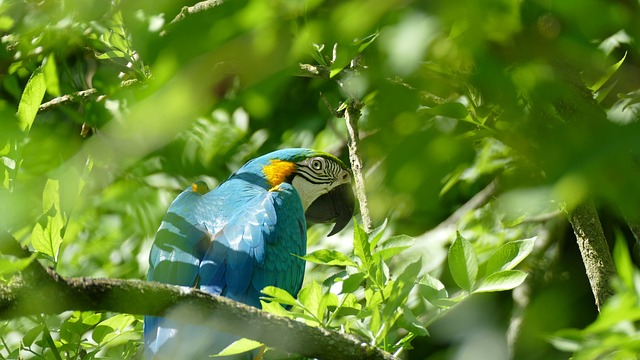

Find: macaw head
<box><xmin>237</xmin><ymin>148</ymin><xmax>355</xmax><ymax>235</ymax></box>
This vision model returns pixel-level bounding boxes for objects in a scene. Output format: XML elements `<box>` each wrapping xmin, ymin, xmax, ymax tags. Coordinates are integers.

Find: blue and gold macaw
<box><xmin>144</xmin><ymin>148</ymin><xmax>354</xmax><ymax>359</ymax></box>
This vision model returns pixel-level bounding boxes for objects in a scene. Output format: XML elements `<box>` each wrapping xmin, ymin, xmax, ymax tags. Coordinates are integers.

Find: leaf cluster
<box><xmin>259</xmin><ymin>222</ymin><xmax>533</xmax><ymax>357</ymax></box>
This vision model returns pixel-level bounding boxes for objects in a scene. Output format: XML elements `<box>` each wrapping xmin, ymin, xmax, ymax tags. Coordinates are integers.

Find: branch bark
<box><xmin>169</xmin><ymin>0</ymin><xmax>225</xmax><ymax>24</ymax></box>
<box><xmin>569</xmin><ymin>201</ymin><xmax>616</xmax><ymax>311</ymax></box>
<box><xmin>344</xmin><ymin>99</ymin><xmax>373</xmax><ymax>233</ymax></box>
<box><xmin>0</xmin><ymin>234</ymin><xmax>395</xmax><ymax>360</ymax></box>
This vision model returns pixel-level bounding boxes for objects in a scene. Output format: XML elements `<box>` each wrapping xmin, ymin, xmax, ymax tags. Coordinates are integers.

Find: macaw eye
<box><xmin>311</xmin><ymin>158</ymin><xmax>323</xmax><ymax>170</ymax></box>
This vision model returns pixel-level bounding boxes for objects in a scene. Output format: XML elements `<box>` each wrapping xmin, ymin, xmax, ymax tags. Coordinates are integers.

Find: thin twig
<box><xmin>38</xmin><ymin>89</ymin><xmax>98</xmax><ymax>112</ymax></box>
<box><xmin>170</xmin><ymin>0</ymin><xmax>225</xmax><ymax>24</ymax></box>
<box><xmin>344</xmin><ymin>99</ymin><xmax>373</xmax><ymax>233</ymax></box>
<box><xmin>38</xmin><ymin>79</ymin><xmax>140</xmax><ymax>113</ymax></box>
<box><xmin>297</xmin><ymin>64</ymin><xmax>331</xmax><ymax>79</ymax></box>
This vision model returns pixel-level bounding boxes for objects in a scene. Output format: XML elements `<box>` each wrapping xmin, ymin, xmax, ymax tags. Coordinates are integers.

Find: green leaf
<box><xmin>353</xmin><ymin>221</ymin><xmax>372</xmax><ymax>269</ymax></box>
<box><xmin>448</xmin><ymin>232</ymin><xmax>478</xmax><ymax>292</ymax></box>
<box><xmin>43</xmin><ymin>54</ymin><xmax>60</xmax><ymax>97</ymax></box>
<box><xmin>302</xmin><ymin>249</ymin><xmax>355</xmax><ymax>267</ymax></box>
<box><xmin>0</xmin><ymin>253</ymin><xmax>37</xmax><ymax>278</ymax></box>
<box><xmin>31</xmin><ymin>214</ymin><xmax>64</xmax><ymax>261</ymax></box>
<box><xmin>382</xmin><ymin>259</ymin><xmax>421</xmax><ymax>324</ymax></box>
<box><xmin>589</xmin><ymin>52</ymin><xmax>626</xmax><ymax>93</ymax></box>
<box><xmin>329</xmin><ymin>33</ymin><xmax>379</xmax><ymax>78</ymax></box>
<box><xmin>368</xmin><ymin>218</ymin><xmax>388</xmax><ymax>249</ymax></box>
<box><xmin>613</xmin><ymin>229</ymin><xmax>634</xmax><ymax>290</ymax></box>
<box><xmin>310</xmin><ymin>43</ymin><xmax>328</xmax><ymax>66</ymax></box>
<box><xmin>0</xmin><ymin>16</ymin><xmax>15</xmax><ymax>31</ymax></box>
<box><xmin>418</xmin><ymin>273</ymin><xmax>452</xmax><ymax>308</ymax></box>
<box><xmin>32</xmin><ymin>179</ymin><xmax>65</xmax><ymax>261</ymax></box>
<box><xmin>485</xmin><ymin>238</ymin><xmax>535</xmax><ymax>275</ymax></box>
<box><xmin>22</xmin><ymin>324</ymin><xmax>44</xmax><ymax>347</ymax></box>
<box><xmin>297</xmin><ymin>280</ymin><xmax>323</xmax><ymax>322</ymax></box>
<box><xmin>341</xmin><ymin>272</ymin><xmax>366</xmax><ymax>293</ymax></box>
<box><xmin>420</xmin><ymin>102</ymin><xmax>469</xmax><ymax>119</ymax></box>
<box><xmin>214</xmin><ymin>338</ymin><xmax>263</xmax><ymax>357</ymax></box>
<box><xmin>260</xmin><ymin>286</ymin><xmax>298</xmax><ymax>306</ymax></box>
<box><xmin>374</xmin><ymin>234</ymin><xmax>415</xmax><ymax>261</ymax></box>
<box><xmin>474</xmin><ymin>270</ymin><xmax>527</xmax><ymax>293</ymax></box>
<box><xmin>329</xmin><ymin>293</ymin><xmax>361</xmax><ymax>317</ymax></box>
<box><xmin>92</xmin><ymin>314</ymin><xmax>135</xmax><ymax>344</ymax></box>
<box><xmin>260</xmin><ymin>300</ymin><xmax>294</xmax><ymax>319</ymax></box>
<box><xmin>17</xmin><ymin>66</ymin><xmax>47</xmax><ymax>132</ymax></box>
<box><xmin>548</xmin><ymin>329</ymin><xmax>584</xmax><ymax>352</ymax></box>
<box><xmin>319</xmin><ymin>291</ymin><xmax>338</xmax><ymax>318</ymax></box>
<box><xmin>399</xmin><ymin>305</ymin><xmax>429</xmax><ymax>337</ymax></box>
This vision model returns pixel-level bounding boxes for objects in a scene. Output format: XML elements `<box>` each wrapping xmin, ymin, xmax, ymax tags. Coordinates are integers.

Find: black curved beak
<box><xmin>305</xmin><ymin>183</ymin><xmax>355</xmax><ymax>236</ymax></box>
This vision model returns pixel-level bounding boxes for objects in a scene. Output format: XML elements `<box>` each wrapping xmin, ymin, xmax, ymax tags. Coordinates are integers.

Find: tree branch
<box><xmin>569</xmin><ymin>201</ymin><xmax>616</xmax><ymax>311</ymax></box>
<box><xmin>0</xmin><ymin>235</ymin><xmax>395</xmax><ymax>360</ymax></box>
<box><xmin>344</xmin><ymin>99</ymin><xmax>373</xmax><ymax>233</ymax></box>
<box><xmin>297</xmin><ymin>64</ymin><xmax>331</xmax><ymax>79</ymax></box>
<box><xmin>169</xmin><ymin>0</ymin><xmax>225</xmax><ymax>24</ymax></box>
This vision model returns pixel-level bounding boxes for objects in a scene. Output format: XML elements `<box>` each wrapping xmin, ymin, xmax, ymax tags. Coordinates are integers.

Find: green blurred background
<box><xmin>2</xmin><ymin>0</ymin><xmax>640</xmax><ymax>358</ymax></box>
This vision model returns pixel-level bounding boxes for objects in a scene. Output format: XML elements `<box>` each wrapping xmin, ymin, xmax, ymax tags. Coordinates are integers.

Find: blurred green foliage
<box><xmin>2</xmin><ymin>0</ymin><xmax>640</xmax><ymax>359</ymax></box>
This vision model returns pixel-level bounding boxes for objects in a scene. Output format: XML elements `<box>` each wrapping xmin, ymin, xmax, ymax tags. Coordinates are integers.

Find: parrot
<box><xmin>143</xmin><ymin>148</ymin><xmax>355</xmax><ymax>359</ymax></box>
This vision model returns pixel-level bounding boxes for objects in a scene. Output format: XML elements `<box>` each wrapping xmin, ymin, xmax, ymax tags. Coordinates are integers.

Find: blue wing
<box><xmin>144</xmin><ymin>181</ymin><xmax>307</xmax><ymax>359</ymax></box>
<box><xmin>199</xmin><ymin>182</ymin><xmax>306</xmax><ymax>306</ymax></box>
<box><xmin>144</xmin><ymin>188</ymin><xmax>213</xmax><ymax>358</ymax></box>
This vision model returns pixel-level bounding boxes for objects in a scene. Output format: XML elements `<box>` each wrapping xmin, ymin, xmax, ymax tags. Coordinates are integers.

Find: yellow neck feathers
<box><xmin>263</xmin><ymin>159</ymin><xmax>297</xmax><ymax>188</ymax></box>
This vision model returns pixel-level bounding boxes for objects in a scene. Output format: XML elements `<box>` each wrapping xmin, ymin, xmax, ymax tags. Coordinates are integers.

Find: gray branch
<box><xmin>569</xmin><ymin>201</ymin><xmax>616</xmax><ymax>311</ymax></box>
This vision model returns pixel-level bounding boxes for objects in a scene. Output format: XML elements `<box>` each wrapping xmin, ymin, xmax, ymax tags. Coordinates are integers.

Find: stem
<box><xmin>569</xmin><ymin>200</ymin><xmax>616</xmax><ymax>311</ymax></box>
<box><xmin>344</xmin><ymin>99</ymin><xmax>373</xmax><ymax>233</ymax></box>
<box><xmin>38</xmin><ymin>315</ymin><xmax>63</xmax><ymax>360</ymax></box>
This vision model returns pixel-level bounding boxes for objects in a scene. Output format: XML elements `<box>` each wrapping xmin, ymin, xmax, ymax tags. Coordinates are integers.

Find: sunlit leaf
<box><xmin>548</xmin><ymin>329</ymin><xmax>584</xmax><ymax>352</ymax></box>
<box><xmin>474</xmin><ymin>270</ymin><xmax>527</xmax><ymax>293</ymax></box>
<box><xmin>613</xmin><ymin>230</ymin><xmax>634</xmax><ymax>290</ymax></box>
<box><xmin>31</xmin><ymin>179</ymin><xmax>64</xmax><ymax>262</ymax></box>
<box><xmin>374</xmin><ymin>234</ymin><xmax>414</xmax><ymax>261</ymax></box>
<box><xmin>353</xmin><ymin>221</ymin><xmax>372</xmax><ymax>269</ymax></box>
<box><xmin>485</xmin><ymin>238</ymin><xmax>535</xmax><ymax>275</ymax></box>
<box><xmin>92</xmin><ymin>314</ymin><xmax>135</xmax><ymax>344</ymax></box>
<box><xmin>214</xmin><ymin>338</ymin><xmax>263</xmax><ymax>357</ymax></box>
<box><xmin>261</xmin><ymin>286</ymin><xmax>298</xmax><ymax>306</ymax></box>
<box><xmin>419</xmin><ymin>102</ymin><xmax>469</xmax><ymax>119</ymax></box>
<box><xmin>448</xmin><ymin>232</ymin><xmax>478</xmax><ymax>292</ymax></box>
<box><xmin>17</xmin><ymin>67</ymin><xmax>46</xmax><ymax>132</ymax></box>
<box><xmin>418</xmin><ymin>273</ymin><xmax>451</xmax><ymax>308</ymax></box>
<box><xmin>260</xmin><ymin>300</ymin><xmax>294</xmax><ymax>319</ymax></box>
<box><xmin>297</xmin><ymin>280</ymin><xmax>323</xmax><ymax>322</ymax></box>
<box><xmin>589</xmin><ymin>52</ymin><xmax>626</xmax><ymax>93</ymax></box>
<box><xmin>341</xmin><ymin>272</ymin><xmax>366</xmax><ymax>293</ymax></box>
<box><xmin>43</xmin><ymin>54</ymin><xmax>60</xmax><ymax>97</ymax></box>
<box><xmin>302</xmin><ymin>249</ymin><xmax>355</xmax><ymax>266</ymax></box>
<box><xmin>0</xmin><ymin>16</ymin><xmax>14</xmax><ymax>31</ymax></box>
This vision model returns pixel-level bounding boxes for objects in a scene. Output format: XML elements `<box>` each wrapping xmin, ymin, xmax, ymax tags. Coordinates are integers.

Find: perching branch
<box><xmin>569</xmin><ymin>201</ymin><xmax>616</xmax><ymax>311</ymax></box>
<box><xmin>0</xmin><ymin>235</ymin><xmax>395</xmax><ymax>360</ymax></box>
